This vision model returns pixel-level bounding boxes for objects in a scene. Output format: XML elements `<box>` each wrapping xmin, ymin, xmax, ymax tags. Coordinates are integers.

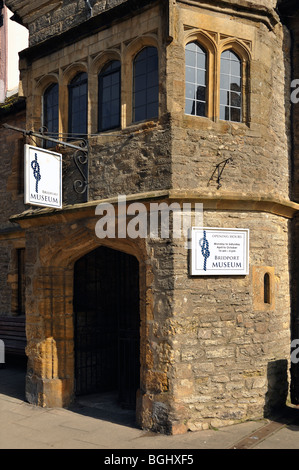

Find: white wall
<box><xmin>0</xmin><ymin>6</ymin><xmax>28</xmax><ymax>101</ymax></box>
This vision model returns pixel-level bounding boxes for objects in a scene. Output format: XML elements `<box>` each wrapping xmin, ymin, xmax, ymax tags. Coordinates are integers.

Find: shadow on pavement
<box><xmin>0</xmin><ymin>355</ymin><xmax>26</xmax><ymax>401</ymax></box>
<box><xmin>0</xmin><ymin>358</ymin><xmax>139</xmax><ymax>429</ymax></box>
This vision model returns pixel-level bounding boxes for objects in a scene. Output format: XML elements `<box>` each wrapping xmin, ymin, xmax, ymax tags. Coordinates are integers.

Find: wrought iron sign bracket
<box><xmin>2</xmin><ymin>123</ymin><xmax>89</xmax><ymax>198</ymax></box>
<box><xmin>208</xmin><ymin>157</ymin><xmax>233</xmax><ymax>189</ymax></box>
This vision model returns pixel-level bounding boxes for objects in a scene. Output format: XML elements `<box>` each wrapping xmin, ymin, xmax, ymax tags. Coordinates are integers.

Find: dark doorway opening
<box><xmin>73</xmin><ymin>246</ymin><xmax>140</xmax><ymax>410</ymax></box>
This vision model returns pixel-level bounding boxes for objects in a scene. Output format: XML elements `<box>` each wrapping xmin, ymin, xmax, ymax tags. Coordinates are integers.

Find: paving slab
<box><xmin>1</xmin><ymin>361</ymin><xmax>299</xmax><ymax>451</ymax></box>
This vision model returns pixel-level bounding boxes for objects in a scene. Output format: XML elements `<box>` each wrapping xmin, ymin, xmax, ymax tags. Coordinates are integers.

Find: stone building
<box><xmin>0</xmin><ymin>0</ymin><xmax>299</xmax><ymax>434</ymax></box>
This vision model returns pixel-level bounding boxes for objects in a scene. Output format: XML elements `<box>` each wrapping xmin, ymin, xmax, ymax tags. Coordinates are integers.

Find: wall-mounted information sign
<box><xmin>190</xmin><ymin>227</ymin><xmax>249</xmax><ymax>275</ymax></box>
<box><xmin>24</xmin><ymin>144</ymin><xmax>62</xmax><ymax>209</ymax></box>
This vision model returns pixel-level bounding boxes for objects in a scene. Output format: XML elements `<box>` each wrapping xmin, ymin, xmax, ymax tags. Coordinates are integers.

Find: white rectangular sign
<box><xmin>24</xmin><ymin>144</ymin><xmax>62</xmax><ymax>209</ymax></box>
<box><xmin>190</xmin><ymin>227</ymin><xmax>249</xmax><ymax>275</ymax></box>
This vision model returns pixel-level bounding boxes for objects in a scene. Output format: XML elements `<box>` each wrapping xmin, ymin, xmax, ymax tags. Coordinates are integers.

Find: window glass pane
<box><xmin>185</xmin><ymin>41</ymin><xmax>207</xmax><ymax>117</ymax></box>
<box><xmin>220</xmin><ymin>90</ymin><xmax>229</xmax><ymax>106</ymax></box>
<box><xmin>196</xmin><ymin>51</ymin><xmax>206</xmax><ymax>69</ymax></box>
<box><xmin>68</xmin><ymin>72</ymin><xmax>88</xmax><ymax>136</ymax></box>
<box><xmin>230</xmin><ymin>91</ymin><xmax>241</xmax><ymax>108</ymax></box>
<box><xmin>185</xmin><ymin>50</ymin><xmax>196</xmax><ymax>67</ymax></box>
<box><xmin>219</xmin><ymin>50</ymin><xmax>242</xmax><ymax>122</ymax></box>
<box><xmin>196</xmin><ymin>101</ymin><xmax>205</xmax><ymax>116</ymax></box>
<box><xmin>230</xmin><ymin>107</ymin><xmax>241</xmax><ymax>122</ymax></box>
<box><xmin>185</xmin><ymin>99</ymin><xmax>194</xmax><ymax>115</ymax></box>
<box><xmin>186</xmin><ymin>82</ymin><xmax>195</xmax><ymax>100</ymax></box>
<box><xmin>147</xmin><ymin>101</ymin><xmax>159</xmax><ymax>119</ymax></box>
<box><xmin>220</xmin><ymin>74</ymin><xmax>230</xmax><ymax>90</ymax></box>
<box><xmin>135</xmin><ymin>90</ymin><xmax>147</xmax><ymax>107</ymax></box>
<box><xmin>220</xmin><ymin>105</ymin><xmax>226</xmax><ymax>120</ymax></box>
<box><xmin>197</xmin><ymin>69</ymin><xmax>205</xmax><ymax>86</ymax></box>
<box><xmin>134</xmin><ymin>106</ymin><xmax>145</xmax><ymax>122</ymax></box>
<box><xmin>43</xmin><ymin>83</ymin><xmax>59</xmax><ymax>148</ymax></box>
<box><xmin>196</xmin><ymin>85</ymin><xmax>206</xmax><ymax>102</ymax></box>
<box><xmin>147</xmin><ymin>86</ymin><xmax>159</xmax><ymax>104</ymax></box>
<box><xmin>220</xmin><ymin>58</ymin><xmax>230</xmax><ymax>74</ymax></box>
<box><xmin>98</xmin><ymin>61</ymin><xmax>121</xmax><ymax>131</ymax></box>
<box><xmin>186</xmin><ymin>66</ymin><xmax>195</xmax><ymax>83</ymax></box>
<box><xmin>133</xmin><ymin>47</ymin><xmax>159</xmax><ymax>122</ymax></box>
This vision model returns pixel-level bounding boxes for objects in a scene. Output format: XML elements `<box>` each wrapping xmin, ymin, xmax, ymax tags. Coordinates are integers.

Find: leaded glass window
<box><xmin>133</xmin><ymin>47</ymin><xmax>159</xmax><ymax>122</ymax></box>
<box><xmin>98</xmin><ymin>61</ymin><xmax>121</xmax><ymax>132</ymax></box>
<box><xmin>185</xmin><ymin>42</ymin><xmax>207</xmax><ymax>117</ymax></box>
<box><xmin>219</xmin><ymin>50</ymin><xmax>242</xmax><ymax>122</ymax></box>
<box><xmin>68</xmin><ymin>72</ymin><xmax>88</xmax><ymax>138</ymax></box>
<box><xmin>43</xmin><ymin>83</ymin><xmax>59</xmax><ymax>148</ymax></box>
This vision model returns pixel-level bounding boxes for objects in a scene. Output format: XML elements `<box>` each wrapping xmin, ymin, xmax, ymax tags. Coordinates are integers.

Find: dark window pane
<box><xmin>196</xmin><ymin>85</ymin><xmax>206</xmax><ymax>102</ymax></box>
<box><xmin>43</xmin><ymin>82</ymin><xmax>59</xmax><ymax>148</ymax></box>
<box><xmin>135</xmin><ymin>90</ymin><xmax>147</xmax><ymax>107</ymax></box>
<box><xmin>230</xmin><ymin>91</ymin><xmax>241</xmax><ymax>107</ymax></box>
<box><xmin>134</xmin><ymin>106</ymin><xmax>145</xmax><ymax>122</ymax></box>
<box><xmin>133</xmin><ymin>47</ymin><xmax>159</xmax><ymax>122</ymax></box>
<box><xmin>196</xmin><ymin>101</ymin><xmax>205</xmax><ymax>116</ymax></box>
<box><xmin>230</xmin><ymin>107</ymin><xmax>241</xmax><ymax>122</ymax></box>
<box><xmin>68</xmin><ymin>72</ymin><xmax>88</xmax><ymax>136</ymax></box>
<box><xmin>147</xmin><ymin>101</ymin><xmax>159</xmax><ymax>119</ymax></box>
<box><xmin>98</xmin><ymin>60</ymin><xmax>121</xmax><ymax>131</ymax></box>
<box><xmin>147</xmin><ymin>86</ymin><xmax>159</xmax><ymax>104</ymax></box>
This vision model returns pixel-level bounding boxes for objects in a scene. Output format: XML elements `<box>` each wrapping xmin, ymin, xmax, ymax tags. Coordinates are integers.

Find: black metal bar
<box><xmin>2</xmin><ymin>123</ymin><xmax>88</xmax><ymax>152</ymax></box>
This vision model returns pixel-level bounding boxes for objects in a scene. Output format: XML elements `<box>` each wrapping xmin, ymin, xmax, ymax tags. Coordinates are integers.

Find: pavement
<box><xmin>1</xmin><ymin>357</ymin><xmax>299</xmax><ymax>452</ymax></box>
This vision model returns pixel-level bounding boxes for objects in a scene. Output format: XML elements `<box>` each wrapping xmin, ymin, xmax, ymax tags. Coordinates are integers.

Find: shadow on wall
<box><xmin>264</xmin><ymin>359</ymin><xmax>289</xmax><ymax>418</ymax></box>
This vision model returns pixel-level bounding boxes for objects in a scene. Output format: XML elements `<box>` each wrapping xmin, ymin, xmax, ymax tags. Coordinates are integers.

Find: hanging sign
<box><xmin>190</xmin><ymin>227</ymin><xmax>249</xmax><ymax>275</ymax></box>
<box><xmin>24</xmin><ymin>144</ymin><xmax>62</xmax><ymax>209</ymax></box>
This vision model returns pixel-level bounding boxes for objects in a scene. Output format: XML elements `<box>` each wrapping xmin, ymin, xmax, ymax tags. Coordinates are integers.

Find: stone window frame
<box><xmin>217</xmin><ymin>38</ymin><xmax>251</xmax><ymax>125</ymax></box>
<box><xmin>184</xmin><ymin>31</ymin><xmax>217</xmax><ymax>121</ymax></box>
<box><xmin>34</xmin><ymin>73</ymin><xmax>59</xmax><ymax>145</ymax></box>
<box><xmin>122</xmin><ymin>35</ymin><xmax>160</xmax><ymax>127</ymax></box>
<box><xmin>60</xmin><ymin>61</ymin><xmax>88</xmax><ymax>139</ymax></box>
<box><xmin>35</xmin><ymin>36</ymin><xmax>160</xmax><ymax>139</ymax></box>
<box><xmin>183</xmin><ymin>31</ymin><xmax>251</xmax><ymax>124</ymax></box>
<box><xmin>89</xmin><ymin>50</ymin><xmax>122</xmax><ymax>135</ymax></box>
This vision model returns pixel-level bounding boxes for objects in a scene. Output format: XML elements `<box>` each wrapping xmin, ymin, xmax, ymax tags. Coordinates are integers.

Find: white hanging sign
<box><xmin>190</xmin><ymin>227</ymin><xmax>249</xmax><ymax>275</ymax></box>
<box><xmin>24</xmin><ymin>144</ymin><xmax>62</xmax><ymax>209</ymax></box>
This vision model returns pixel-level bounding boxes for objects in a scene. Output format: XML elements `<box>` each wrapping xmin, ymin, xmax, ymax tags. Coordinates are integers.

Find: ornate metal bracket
<box><xmin>208</xmin><ymin>157</ymin><xmax>233</xmax><ymax>189</ymax></box>
<box><xmin>38</xmin><ymin>127</ymin><xmax>89</xmax><ymax>198</ymax></box>
<box><xmin>73</xmin><ymin>140</ymin><xmax>89</xmax><ymax>195</ymax></box>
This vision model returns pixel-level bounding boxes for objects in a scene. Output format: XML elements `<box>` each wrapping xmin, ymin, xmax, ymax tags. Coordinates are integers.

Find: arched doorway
<box><xmin>73</xmin><ymin>246</ymin><xmax>140</xmax><ymax>409</ymax></box>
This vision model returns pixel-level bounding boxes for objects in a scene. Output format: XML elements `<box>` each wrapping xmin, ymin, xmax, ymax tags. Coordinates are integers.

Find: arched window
<box><xmin>133</xmin><ymin>46</ymin><xmax>159</xmax><ymax>123</ymax></box>
<box><xmin>43</xmin><ymin>83</ymin><xmax>59</xmax><ymax>147</ymax></box>
<box><xmin>185</xmin><ymin>41</ymin><xmax>207</xmax><ymax>117</ymax></box>
<box><xmin>68</xmin><ymin>72</ymin><xmax>88</xmax><ymax>138</ymax></box>
<box><xmin>98</xmin><ymin>60</ymin><xmax>121</xmax><ymax>132</ymax></box>
<box><xmin>220</xmin><ymin>50</ymin><xmax>242</xmax><ymax>122</ymax></box>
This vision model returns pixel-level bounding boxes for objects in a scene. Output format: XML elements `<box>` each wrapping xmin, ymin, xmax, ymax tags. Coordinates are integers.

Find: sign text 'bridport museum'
<box><xmin>24</xmin><ymin>145</ymin><xmax>62</xmax><ymax>209</ymax></box>
<box><xmin>190</xmin><ymin>227</ymin><xmax>249</xmax><ymax>275</ymax></box>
